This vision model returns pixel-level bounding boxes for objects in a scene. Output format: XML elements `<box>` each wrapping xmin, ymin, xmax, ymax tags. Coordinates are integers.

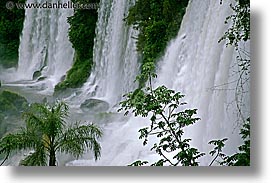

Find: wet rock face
<box><xmin>33</xmin><ymin>71</ymin><xmax>42</xmax><ymax>80</ymax></box>
<box><xmin>80</xmin><ymin>99</ymin><xmax>109</xmax><ymax>113</ymax></box>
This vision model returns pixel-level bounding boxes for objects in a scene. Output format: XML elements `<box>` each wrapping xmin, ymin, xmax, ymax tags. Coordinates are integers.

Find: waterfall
<box><xmin>66</xmin><ymin>0</ymin><xmax>152</xmax><ymax>166</ymax></box>
<box><xmin>4</xmin><ymin>0</ymin><xmax>74</xmax><ymax>94</ymax></box>
<box><xmin>77</xmin><ymin>0</ymin><xmax>139</xmax><ymax>107</ymax></box>
<box><xmin>156</xmin><ymin>0</ymin><xmax>250</xmax><ymax>164</ymax></box>
<box><xmin>68</xmin><ymin>0</ymin><xmax>249</xmax><ymax>166</ymax></box>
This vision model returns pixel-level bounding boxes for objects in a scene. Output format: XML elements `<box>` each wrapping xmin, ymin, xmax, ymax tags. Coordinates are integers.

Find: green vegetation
<box><xmin>0</xmin><ymin>90</ymin><xmax>28</xmax><ymax>141</ymax></box>
<box><xmin>0</xmin><ymin>101</ymin><xmax>102</xmax><ymax>166</ymax></box>
<box><xmin>54</xmin><ymin>57</ymin><xmax>92</xmax><ymax>91</ymax></box>
<box><xmin>126</xmin><ymin>0</ymin><xmax>189</xmax><ymax>86</ymax></box>
<box><xmin>0</xmin><ymin>0</ymin><xmax>26</xmax><ymax>68</ymax></box>
<box><xmin>0</xmin><ymin>90</ymin><xmax>28</xmax><ymax>115</ymax></box>
<box><xmin>55</xmin><ymin>0</ymin><xmax>99</xmax><ymax>92</ymax></box>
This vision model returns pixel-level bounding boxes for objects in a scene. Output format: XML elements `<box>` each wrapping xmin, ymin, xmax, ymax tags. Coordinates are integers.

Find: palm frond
<box><xmin>23</xmin><ymin>111</ymin><xmax>45</xmax><ymax>134</ymax></box>
<box><xmin>23</xmin><ymin>102</ymin><xmax>68</xmax><ymax>139</ymax></box>
<box><xmin>19</xmin><ymin>145</ymin><xmax>47</xmax><ymax>166</ymax></box>
<box><xmin>57</xmin><ymin>123</ymin><xmax>102</xmax><ymax>160</ymax></box>
<box><xmin>0</xmin><ymin>129</ymin><xmax>39</xmax><ymax>156</ymax></box>
<box><xmin>53</xmin><ymin>101</ymin><xmax>69</xmax><ymax>120</ymax></box>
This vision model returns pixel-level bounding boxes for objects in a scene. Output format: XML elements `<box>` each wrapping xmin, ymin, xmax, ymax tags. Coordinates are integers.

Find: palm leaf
<box><xmin>19</xmin><ymin>145</ymin><xmax>47</xmax><ymax>166</ymax></box>
<box><xmin>57</xmin><ymin>123</ymin><xmax>102</xmax><ymax>160</ymax></box>
<box><xmin>0</xmin><ymin>128</ymin><xmax>39</xmax><ymax>156</ymax></box>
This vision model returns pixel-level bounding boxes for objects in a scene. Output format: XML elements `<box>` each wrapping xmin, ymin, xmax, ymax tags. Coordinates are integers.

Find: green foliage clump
<box><xmin>55</xmin><ymin>57</ymin><xmax>91</xmax><ymax>91</ymax></box>
<box><xmin>126</xmin><ymin>0</ymin><xmax>189</xmax><ymax>86</ymax></box>
<box><xmin>67</xmin><ymin>0</ymin><xmax>99</xmax><ymax>61</ymax></box>
<box><xmin>0</xmin><ymin>0</ymin><xmax>26</xmax><ymax>68</ymax></box>
<box><xmin>0</xmin><ymin>101</ymin><xmax>102</xmax><ymax>166</ymax></box>
<box><xmin>55</xmin><ymin>0</ymin><xmax>99</xmax><ymax>91</ymax></box>
<box><xmin>0</xmin><ymin>90</ymin><xmax>28</xmax><ymax>115</ymax></box>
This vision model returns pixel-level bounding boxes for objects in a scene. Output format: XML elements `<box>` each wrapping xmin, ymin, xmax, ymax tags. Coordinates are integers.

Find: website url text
<box><xmin>6</xmin><ymin>1</ymin><xmax>99</xmax><ymax>10</ymax></box>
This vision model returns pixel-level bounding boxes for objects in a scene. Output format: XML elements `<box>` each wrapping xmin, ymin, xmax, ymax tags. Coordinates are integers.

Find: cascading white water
<box><xmin>155</xmin><ymin>0</ymin><xmax>250</xmax><ymax>165</ymax></box>
<box><xmin>67</xmin><ymin>0</ymin><xmax>155</xmax><ymax>166</ymax></box>
<box><xmin>69</xmin><ymin>0</ymin><xmax>249</xmax><ymax>166</ymax></box>
<box><xmin>4</xmin><ymin>0</ymin><xmax>74</xmax><ymax>94</ymax></box>
<box><xmin>77</xmin><ymin>0</ymin><xmax>139</xmax><ymax>107</ymax></box>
